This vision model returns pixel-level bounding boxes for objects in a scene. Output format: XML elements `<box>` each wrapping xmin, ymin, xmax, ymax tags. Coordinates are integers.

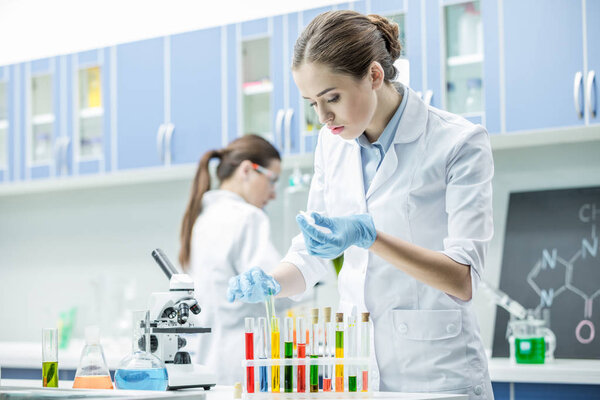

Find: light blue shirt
<box><xmin>356</xmin><ymin>86</ymin><xmax>408</xmax><ymax>193</ymax></box>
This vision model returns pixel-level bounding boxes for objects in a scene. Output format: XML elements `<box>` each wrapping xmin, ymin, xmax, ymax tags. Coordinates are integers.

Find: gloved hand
<box><xmin>227</xmin><ymin>267</ymin><xmax>281</xmax><ymax>303</ymax></box>
<box><xmin>296</xmin><ymin>212</ymin><xmax>377</xmax><ymax>259</ymax></box>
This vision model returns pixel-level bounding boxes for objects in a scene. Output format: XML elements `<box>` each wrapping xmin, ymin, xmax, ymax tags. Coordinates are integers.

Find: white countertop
<box><xmin>0</xmin><ymin>380</ymin><xmax>467</xmax><ymax>400</ymax></box>
<box><xmin>2</xmin><ymin>342</ymin><xmax>599</xmax><ymax>386</ymax></box>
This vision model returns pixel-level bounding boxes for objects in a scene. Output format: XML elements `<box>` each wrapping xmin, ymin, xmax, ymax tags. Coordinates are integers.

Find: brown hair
<box><xmin>179</xmin><ymin>134</ymin><xmax>280</xmax><ymax>269</ymax></box>
<box><xmin>292</xmin><ymin>10</ymin><xmax>401</xmax><ymax>82</ymax></box>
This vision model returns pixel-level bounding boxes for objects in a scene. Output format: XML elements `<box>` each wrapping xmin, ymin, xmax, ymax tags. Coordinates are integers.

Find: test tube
<box><xmin>296</xmin><ymin>317</ymin><xmax>306</xmax><ymax>393</ymax></box>
<box><xmin>42</xmin><ymin>328</ymin><xmax>59</xmax><ymax>388</ymax></box>
<box><xmin>257</xmin><ymin>317</ymin><xmax>268</xmax><ymax>392</ymax></box>
<box><xmin>347</xmin><ymin>315</ymin><xmax>357</xmax><ymax>392</ymax></box>
<box><xmin>323</xmin><ymin>307</ymin><xmax>333</xmax><ymax>392</ymax></box>
<box><xmin>360</xmin><ymin>312</ymin><xmax>370</xmax><ymax>392</ymax></box>
<box><xmin>245</xmin><ymin>318</ymin><xmax>255</xmax><ymax>393</ymax></box>
<box><xmin>335</xmin><ymin>312</ymin><xmax>344</xmax><ymax>392</ymax></box>
<box><xmin>309</xmin><ymin>308</ymin><xmax>320</xmax><ymax>392</ymax></box>
<box><xmin>271</xmin><ymin>317</ymin><xmax>280</xmax><ymax>393</ymax></box>
<box><xmin>284</xmin><ymin>317</ymin><xmax>294</xmax><ymax>392</ymax></box>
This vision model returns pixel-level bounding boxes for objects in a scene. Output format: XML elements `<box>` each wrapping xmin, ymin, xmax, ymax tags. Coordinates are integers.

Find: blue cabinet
<box><xmin>585</xmin><ymin>0</ymin><xmax>599</xmax><ymax>126</ymax></box>
<box><xmin>170</xmin><ymin>27</ymin><xmax>223</xmax><ymax>164</ymax></box>
<box><xmin>502</xmin><ymin>0</ymin><xmax>585</xmax><ymax>132</ymax></box>
<box><xmin>116</xmin><ymin>38</ymin><xmax>165</xmax><ymax>170</ymax></box>
<box><xmin>492</xmin><ymin>382</ymin><xmax>600</xmax><ymax>400</ymax></box>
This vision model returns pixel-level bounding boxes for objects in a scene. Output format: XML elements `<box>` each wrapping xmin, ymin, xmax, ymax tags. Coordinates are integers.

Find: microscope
<box><xmin>144</xmin><ymin>248</ymin><xmax>217</xmax><ymax>390</ymax></box>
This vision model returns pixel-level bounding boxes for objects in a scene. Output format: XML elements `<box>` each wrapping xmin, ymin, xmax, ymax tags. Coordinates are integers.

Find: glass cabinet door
<box><xmin>444</xmin><ymin>1</ymin><xmax>483</xmax><ymax>115</ymax></box>
<box><xmin>30</xmin><ymin>74</ymin><xmax>54</xmax><ymax>164</ymax></box>
<box><xmin>77</xmin><ymin>66</ymin><xmax>103</xmax><ymax>159</ymax></box>
<box><xmin>242</xmin><ymin>37</ymin><xmax>272</xmax><ymax>139</ymax></box>
<box><xmin>0</xmin><ymin>81</ymin><xmax>7</xmax><ymax>170</ymax></box>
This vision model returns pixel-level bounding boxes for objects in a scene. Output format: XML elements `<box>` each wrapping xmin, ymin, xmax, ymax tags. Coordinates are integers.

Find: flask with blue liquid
<box><xmin>114</xmin><ymin>311</ymin><xmax>168</xmax><ymax>390</ymax></box>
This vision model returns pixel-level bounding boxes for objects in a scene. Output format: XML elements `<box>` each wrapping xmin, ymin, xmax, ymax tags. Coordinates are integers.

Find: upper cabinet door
<box><xmin>503</xmin><ymin>0</ymin><xmax>584</xmax><ymax>132</ymax></box>
<box><xmin>0</xmin><ymin>66</ymin><xmax>13</xmax><ymax>183</ymax></box>
<box><xmin>585</xmin><ymin>0</ymin><xmax>599</xmax><ymax>126</ymax></box>
<box><xmin>170</xmin><ymin>27</ymin><xmax>223</xmax><ymax>165</ymax></box>
<box><xmin>116</xmin><ymin>38</ymin><xmax>165</xmax><ymax>170</ymax></box>
<box><xmin>70</xmin><ymin>48</ymin><xmax>112</xmax><ymax>176</ymax></box>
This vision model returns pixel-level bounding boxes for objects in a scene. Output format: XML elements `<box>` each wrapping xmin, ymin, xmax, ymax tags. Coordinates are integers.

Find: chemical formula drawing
<box><xmin>493</xmin><ymin>187</ymin><xmax>600</xmax><ymax>359</ymax></box>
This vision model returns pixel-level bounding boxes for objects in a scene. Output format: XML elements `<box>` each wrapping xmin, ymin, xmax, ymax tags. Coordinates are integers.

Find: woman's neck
<box><xmin>364</xmin><ymin>83</ymin><xmax>403</xmax><ymax>143</ymax></box>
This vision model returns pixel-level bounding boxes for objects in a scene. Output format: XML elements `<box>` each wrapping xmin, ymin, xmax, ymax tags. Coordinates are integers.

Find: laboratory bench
<box><xmin>0</xmin><ymin>380</ymin><xmax>468</xmax><ymax>400</ymax></box>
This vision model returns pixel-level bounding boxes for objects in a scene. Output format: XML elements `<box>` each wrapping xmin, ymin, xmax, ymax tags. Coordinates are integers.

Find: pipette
<box><xmin>480</xmin><ymin>281</ymin><xmax>528</xmax><ymax>320</ymax></box>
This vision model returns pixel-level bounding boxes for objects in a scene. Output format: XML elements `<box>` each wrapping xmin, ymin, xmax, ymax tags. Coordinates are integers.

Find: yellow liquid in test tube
<box><xmin>271</xmin><ymin>318</ymin><xmax>280</xmax><ymax>392</ymax></box>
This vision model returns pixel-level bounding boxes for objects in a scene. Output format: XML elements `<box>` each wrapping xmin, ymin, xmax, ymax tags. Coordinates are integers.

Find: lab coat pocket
<box><xmin>391</xmin><ymin>309</ymin><xmax>469</xmax><ymax>392</ymax></box>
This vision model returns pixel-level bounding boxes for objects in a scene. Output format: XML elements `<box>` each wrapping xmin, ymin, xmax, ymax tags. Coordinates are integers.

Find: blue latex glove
<box><xmin>296</xmin><ymin>212</ymin><xmax>377</xmax><ymax>259</ymax></box>
<box><xmin>227</xmin><ymin>267</ymin><xmax>281</xmax><ymax>303</ymax></box>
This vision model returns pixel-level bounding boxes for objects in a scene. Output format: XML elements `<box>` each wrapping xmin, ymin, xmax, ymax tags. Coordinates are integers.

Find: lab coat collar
<box><xmin>392</xmin><ymin>84</ymin><xmax>428</xmax><ymax>144</ymax></box>
<box><xmin>203</xmin><ymin>189</ymin><xmax>246</xmax><ymax>206</ymax></box>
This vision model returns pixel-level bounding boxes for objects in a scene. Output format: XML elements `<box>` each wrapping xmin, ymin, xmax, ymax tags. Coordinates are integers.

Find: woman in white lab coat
<box><xmin>179</xmin><ymin>134</ymin><xmax>285</xmax><ymax>385</ymax></box>
<box><xmin>228</xmin><ymin>10</ymin><xmax>495</xmax><ymax>400</ymax></box>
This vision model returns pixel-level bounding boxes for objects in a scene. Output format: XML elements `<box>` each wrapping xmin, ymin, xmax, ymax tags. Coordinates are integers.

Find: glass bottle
<box><xmin>114</xmin><ymin>311</ymin><xmax>168</xmax><ymax>391</ymax></box>
<box><xmin>73</xmin><ymin>326</ymin><xmax>113</xmax><ymax>389</ymax></box>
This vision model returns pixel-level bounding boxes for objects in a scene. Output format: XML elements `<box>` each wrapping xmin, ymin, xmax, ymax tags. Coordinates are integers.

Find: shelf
<box><xmin>488</xmin><ymin>358</ymin><xmax>600</xmax><ymax>384</ymax></box>
<box><xmin>242</xmin><ymin>81</ymin><xmax>273</xmax><ymax>95</ymax></box>
<box><xmin>447</xmin><ymin>53</ymin><xmax>484</xmax><ymax>67</ymax></box>
<box><xmin>490</xmin><ymin>125</ymin><xmax>600</xmax><ymax>151</ymax></box>
<box><xmin>79</xmin><ymin>107</ymin><xmax>104</xmax><ymax>118</ymax></box>
<box><xmin>31</xmin><ymin>113</ymin><xmax>55</xmax><ymax>125</ymax></box>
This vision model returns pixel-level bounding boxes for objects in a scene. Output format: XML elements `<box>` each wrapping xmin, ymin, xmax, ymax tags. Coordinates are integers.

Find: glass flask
<box><xmin>508</xmin><ymin>318</ymin><xmax>556</xmax><ymax>364</ymax></box>
<box><xmin>73</xmin><ymin>326</ymin><xmax>113</xmax><ymax>389</ymax></box>
<box><xmin>114</xmin><ymin>311</ymin><xmax>168</xmax><ymax>391</ymax></box>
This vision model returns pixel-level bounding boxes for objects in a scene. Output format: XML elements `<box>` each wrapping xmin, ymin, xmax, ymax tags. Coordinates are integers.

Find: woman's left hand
<box><xmin>296</xmin><ymin>212</ymin><xmax>376</xmax><ymax>259</ymax></box>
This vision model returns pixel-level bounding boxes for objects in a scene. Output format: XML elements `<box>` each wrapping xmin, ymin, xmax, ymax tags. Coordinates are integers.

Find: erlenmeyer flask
<box><xmin>73</xmin><ymin>326</ymin><xmax>113</xmax><ymax>389</ymax></box>
<box><xmin>114</xmin><ymin>311</ymin><xmax>168</xmax><ymax>391</ymax></box>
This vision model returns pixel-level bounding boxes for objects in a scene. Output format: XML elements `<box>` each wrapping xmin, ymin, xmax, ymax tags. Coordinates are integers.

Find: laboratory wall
<box><xmin>1</xmin><ymin>139</ymin><xmax>599</xmax><ymax>345</ymax></box>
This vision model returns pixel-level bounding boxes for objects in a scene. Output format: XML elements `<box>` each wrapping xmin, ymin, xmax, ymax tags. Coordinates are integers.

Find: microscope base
<box><xmin>166</xmin><ymin>363</ymin><xmax>217</xmax><ymax>390</ymax></box>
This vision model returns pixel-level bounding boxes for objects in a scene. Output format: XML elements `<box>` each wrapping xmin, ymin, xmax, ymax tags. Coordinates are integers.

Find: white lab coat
<box><xmin>282</xmin><ymin>85</ymin><xmax>494</xmax><ymax>400</ymax></box>
<box><xmin>189</xmin><ymin>190</ymin><xmax>288</xmax><ymax>385</ymax></box>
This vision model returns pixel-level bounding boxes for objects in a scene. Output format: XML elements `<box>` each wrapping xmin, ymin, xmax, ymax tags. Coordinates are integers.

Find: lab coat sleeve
<box><xmin>281</xmin><ymin>128</ymin><xmax>331</xmax><ymax>300</ymax></box>
<box><xmin>440</xmin><ymin>126</ymin><xmax>494</xmax><ymax>300</ymax></box>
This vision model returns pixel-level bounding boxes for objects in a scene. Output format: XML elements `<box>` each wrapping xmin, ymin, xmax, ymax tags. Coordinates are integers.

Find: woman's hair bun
<box><xmin>368</xmin><ymin>14</ymin><xmax>402</xmax><ymax>61</ymax></box>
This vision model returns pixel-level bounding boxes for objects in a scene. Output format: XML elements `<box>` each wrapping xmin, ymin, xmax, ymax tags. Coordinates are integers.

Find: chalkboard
<box><xmin>492</xmin><ymin>186</ymin><xmax>600</xmax><ymax>359</ymax></box>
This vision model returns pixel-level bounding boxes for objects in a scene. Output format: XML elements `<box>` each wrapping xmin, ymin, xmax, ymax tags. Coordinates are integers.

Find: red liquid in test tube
<box><xmin>245</xmin><ymin>318</ymin><xmax>255</xmax><ymax>393</ymax></box>
<box><xmin>297</xmin><ymin>317</ymin><xmax>306</xmax><ymax>392</ymax></box>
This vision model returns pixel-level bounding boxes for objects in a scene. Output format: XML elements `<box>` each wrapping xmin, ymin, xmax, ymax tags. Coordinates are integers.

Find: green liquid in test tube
<box><xmin>284</xmin><ymin>317</ymin><xmax>294</xmax><ymax>392</ymax></box>
<box><xmin>347</xmin><ymin>315</ymin><xmax>357</xmax><ymax>392</ymax></box>
<box><xmin>309</xmin><ymin>308</ymin><xmax>319</xmax><ymax>393</ymax></box>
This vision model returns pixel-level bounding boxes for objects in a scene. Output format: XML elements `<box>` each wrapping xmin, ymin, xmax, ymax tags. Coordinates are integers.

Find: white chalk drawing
<box><xmin>526</xmin><ymin>203</ymin><xmax>599</xmax><ymax>344</ymax></box>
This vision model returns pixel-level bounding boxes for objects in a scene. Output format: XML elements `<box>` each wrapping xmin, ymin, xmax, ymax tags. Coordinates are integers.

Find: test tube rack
<box><xmin>242</xmin><ymin>357</ymin><xmax>372</xmax><ymax>399</ymax></box>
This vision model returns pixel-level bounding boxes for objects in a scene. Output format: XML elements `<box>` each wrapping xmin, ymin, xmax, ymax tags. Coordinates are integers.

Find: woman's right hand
<box><xmin>227</xmin><ymin>267</ymin><xmax>281</xmax><ymax>303</ymax></box>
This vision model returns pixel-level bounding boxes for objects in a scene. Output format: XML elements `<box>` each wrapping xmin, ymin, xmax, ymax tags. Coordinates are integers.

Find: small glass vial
<box><xmin>42</xmin><ymin>328</ymin><xmax>59</xmax><ymax>387</ymax></box>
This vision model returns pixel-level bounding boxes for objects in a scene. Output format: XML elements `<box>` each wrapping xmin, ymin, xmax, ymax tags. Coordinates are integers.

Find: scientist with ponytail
<box><xmin>228</xmin><ymin>10</ymin><xmax>494</xmax><ymax>399</ymax></box>
<box><xmin>179</xmin><ymin>134</ymin><xmax>287</xmax><ymax>385</ymax></box>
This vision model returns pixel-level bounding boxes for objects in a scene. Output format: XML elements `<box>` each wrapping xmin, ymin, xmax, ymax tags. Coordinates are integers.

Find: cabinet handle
<box><xmin>156</xmin><ymin>124</ymin><xmax>167</xmax><ymax>162</ymax></box>
<box><xmin>164</xmin><ymin>123</ymin><xmax>175</xmax><ymax>166</ymax></box>
<box><xmin>586</xmin><ymin>70</ymin><xmax>597</xmax><ymax>119</ymax></box>
<box><xmin>61</xmin><ymin>137</ymin><xmax>70</xmax><ymax>176</ymax></box>
<box><xmin>423</xmin><ymin>90</ymin><xmax>433</xmax><ymax>106</ymax></box>
<box><xmin>275</xmin><ymin>109</ymin><xmax>286</xmax><ymax>149</ymax></box>
<box><xmin>284</xmin><ymin>108</ymin><xmax>294</xmax><ymax>154</ymax></box>
<box><xmin>573</xmin><ymin>71</ymin><xmax>584</xmax><ymax>119</ymax></box>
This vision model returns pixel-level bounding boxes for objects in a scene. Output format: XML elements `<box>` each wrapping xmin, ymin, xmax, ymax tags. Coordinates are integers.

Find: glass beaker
<box><xmin>73</xmin><ymin>326</ymin><xmax>113</xmax><ymax>389</ymax></box>
<box><xmin>508</xmin><ymin>318</ymin><xmax>556</xmax><ymax>364</ymax></box>
<box><xmin>114</xmin><ymin>311</ymin><xmax>168</xmax><ymax>391</ymax></box>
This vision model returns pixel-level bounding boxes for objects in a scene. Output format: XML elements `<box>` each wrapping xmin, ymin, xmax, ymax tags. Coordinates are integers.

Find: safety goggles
<box><xmin>252</xmin><ymin>163</ymin><xmax>279</xmax><ymax>186</ymax></box>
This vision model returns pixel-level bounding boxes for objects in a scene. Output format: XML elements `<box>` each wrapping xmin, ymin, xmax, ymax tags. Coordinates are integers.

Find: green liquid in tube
<box><xmin>349</xmin><ymin>376</ymin><xmax>357</xmax><ymax>392</ymax></box>
<box><xmin>284</xmin><ymin>342</ymin><xmax>293</xmax><ymax>392</ymax></box>
<box><xmin>310</xmin><ymin>355</ymin><xmax>319</xmax><ymax>392</ymax></box>
<box><xmin>332</xmin><ymin>254</ymin><xmax>344</xmax><ymax>276</ymax></box>
<box><xmin>43</xmin><ymin>361</ymin><xmax>58</xmax><ymax>387</ymax></box>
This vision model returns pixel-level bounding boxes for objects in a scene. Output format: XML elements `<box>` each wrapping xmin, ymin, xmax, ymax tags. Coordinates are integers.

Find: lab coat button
<box><xmin>446</xmin><ymin>323</ymin><xmax>456</xmax><ymax>334</ymax></box>
<box><xmin>474</xmin><ymin>385</ymin><xmax>483</xmax><ymax>395</ymax></box>
<box><xmin>398</xmin><ymin>323</ymin><xmax>408</xmax><ymax>334</ymax></box>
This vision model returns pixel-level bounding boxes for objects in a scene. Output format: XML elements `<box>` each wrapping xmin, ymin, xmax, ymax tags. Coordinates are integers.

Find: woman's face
<box><xmin>292</xmin><ymin>62</ymin><xmax>377</xmax><ymax>141</ymax></box>
<box><xmin>244</xmin><ymin>159</ymin><xmax>281</xmax><ymax>209</ymax></box>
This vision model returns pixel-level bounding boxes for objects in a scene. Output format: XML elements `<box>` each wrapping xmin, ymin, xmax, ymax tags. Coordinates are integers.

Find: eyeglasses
<box><xmin>251</xmin><ymin>163</ymin><xmax>279</xmax><ymax>186</ymax></box>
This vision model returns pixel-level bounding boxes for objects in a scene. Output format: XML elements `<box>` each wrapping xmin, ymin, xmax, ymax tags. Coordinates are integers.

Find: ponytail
<box><xmin>179</xmin><ymin>149</ymin><xmax>221</xmax><ymax>269</ymax></box>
